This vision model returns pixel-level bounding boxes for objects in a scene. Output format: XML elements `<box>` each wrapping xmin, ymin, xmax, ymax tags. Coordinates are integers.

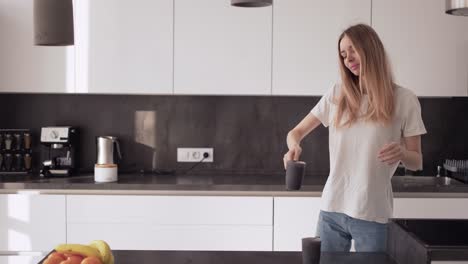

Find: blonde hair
<box><xmin>335</xmin><ymin>24</ymin><xmax>395</xmax><ymax>128</ymax></box>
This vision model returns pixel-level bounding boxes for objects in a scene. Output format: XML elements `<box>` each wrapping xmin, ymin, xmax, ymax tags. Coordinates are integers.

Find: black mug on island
<box><xmin>285</xmin><ymin>160</ymin><xmax>306</xmax><ymax>190</ymax></box>
<box><xmin>302</xmin><ymin>237</ymin><xmax>321</xmax><ymax>264</ymax></box>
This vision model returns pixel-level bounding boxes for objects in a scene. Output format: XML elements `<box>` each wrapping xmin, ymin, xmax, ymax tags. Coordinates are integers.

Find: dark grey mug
<box><xmin>285</xmin><ymin>160</ymin><xmax>306</xmax><ymax>190</ymax></box>
<box><xmin>302</xmin><ymin>237</ymin><xmax>321</xmax><ymax>264</ymax></box>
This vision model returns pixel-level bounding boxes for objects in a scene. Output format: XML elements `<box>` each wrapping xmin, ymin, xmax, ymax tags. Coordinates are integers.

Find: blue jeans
<box><xmin>317</xmin><ymin>210</ymin><xmax>387</xmax><ymax>252</ymax></box>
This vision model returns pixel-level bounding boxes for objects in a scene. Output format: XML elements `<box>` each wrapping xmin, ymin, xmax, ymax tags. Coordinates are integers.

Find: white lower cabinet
<box><xmin>0</xmin><ymin>256</ymin><xmax>44</xmax><ymax>264</ymax></box>
<box><xmin>66</xmin><ymin>195</ymin><xmax>273</xmax><ymax>251</ymax></box>
<box><xmin>273</xmin><ymin>197</ymin><xmax>468</xmax><ymax>252</ymax></box>
<box><xmin>393</xmin><ymin>198</ymin><xmax>468</xmax><ymax>219</ymax></box>
<box><xmin>2</xmin><ymin>194</ymin><xmax>465</xmax><ymax>253</ymax></box>
<box><xmin>431</xmin><ymin>261</ymin><xmax>468</xmax><ymax>264</ymax></box>
<box><xmin>0</xmin><ymin>194</ymin><xmax>66</xmax><ymax>252</ymax></box>
<box><xmin>273</xmin><ymin>197</ymin><xmax>322</xmax><ymax>251</ymax></box>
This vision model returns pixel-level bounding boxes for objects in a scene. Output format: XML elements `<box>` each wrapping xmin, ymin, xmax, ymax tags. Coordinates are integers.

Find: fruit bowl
<box><xmin>38</xmin><ymin>240</ymin><xmax>114</xmax><ymax>264</ymax></box>
<box><xmin>37</xmin><ymin>250</ymin><xmax>56</xmax><ymax>264</ymax></box>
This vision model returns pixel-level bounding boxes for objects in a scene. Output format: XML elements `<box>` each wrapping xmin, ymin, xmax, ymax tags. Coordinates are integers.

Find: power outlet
<box><xmin>177</xmin><ymin>148</ymin><xmax>214</xmax><ymax>162</ymax></box>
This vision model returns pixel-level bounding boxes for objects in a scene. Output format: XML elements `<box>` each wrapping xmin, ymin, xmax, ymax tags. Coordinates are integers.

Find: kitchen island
<box><xmin>111</xmin><ymin>250</ymin><xmax>398</xmax><ymax>264</ymax></box>
<box><xmin>0</xmin><ymin>251</ymin><xmax>399</xmax><ymax>264</ymax></box>
<box><xmin>30</xmin><ymin>250</ymin><xmax>396</xmax><ymax>264</ymax></box>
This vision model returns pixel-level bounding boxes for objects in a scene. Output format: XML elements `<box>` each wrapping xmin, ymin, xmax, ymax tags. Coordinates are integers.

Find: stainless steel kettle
<box><xmin>96</xmin><ymin>136</ymin><xmax>122</xmax><ymax>165</ymax></box>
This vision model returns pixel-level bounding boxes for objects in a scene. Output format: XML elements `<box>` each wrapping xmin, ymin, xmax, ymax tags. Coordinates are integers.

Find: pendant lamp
<box><xmin>34</xmin><ymin>0</ymin><xmax>74</xmax><ymax>46</ymax></box>
<box><xmin>446</xmin><ymin>0</ymin><xmax>468</xmax><ymax>16</ymax></box>
<box><xmin>231</xmin><ymin>0</ymin><xmax>272</xmax><ymax>7</ymax></box>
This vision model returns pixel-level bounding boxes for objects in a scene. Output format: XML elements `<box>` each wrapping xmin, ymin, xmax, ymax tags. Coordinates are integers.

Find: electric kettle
<box><xmin>96</xmin><ymin>136</ymin><xmax>122</xmax><ymax>165</ymax></box>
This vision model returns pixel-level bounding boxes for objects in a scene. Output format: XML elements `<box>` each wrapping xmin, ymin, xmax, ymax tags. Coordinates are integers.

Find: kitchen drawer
<box><xmin>68</xmin><ymin>223</ymin><xmax>272</xmax><ymax>251</ymax></box>
<box><xmin>66</xmin><ymin>195</ymin><xmax>273</xmax><ymax>250</ymax></box>
<box><xmin>67</xmin><ymin>195</ymin><xmax>272</xmax><ymax>225</ymax></box>
<box><xmin>394</xmin><ymin>198</ymin><xmax>468</xmax><ymax>219</ymax></box>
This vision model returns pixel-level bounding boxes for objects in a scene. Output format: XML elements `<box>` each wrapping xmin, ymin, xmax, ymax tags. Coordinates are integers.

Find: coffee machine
<box><xmin>40</xmin><ymin>126</ymin><xmax>78</xmax><ymax>177</ymax></box>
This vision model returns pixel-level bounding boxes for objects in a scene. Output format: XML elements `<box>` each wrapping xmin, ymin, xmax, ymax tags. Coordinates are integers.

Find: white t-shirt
<box><xmin>311</xmin><ymin>84</ymin><xmax>427</xmax><ymax>223</ymax></box>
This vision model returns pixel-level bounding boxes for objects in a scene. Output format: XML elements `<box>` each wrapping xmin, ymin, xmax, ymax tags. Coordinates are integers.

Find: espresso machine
<box><xmin>40</xmin><ymin>126</ymin><xmax>78</xmax><ymax>177</ymax></box>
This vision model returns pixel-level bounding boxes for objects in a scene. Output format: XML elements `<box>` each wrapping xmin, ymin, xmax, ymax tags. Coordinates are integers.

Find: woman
<box><xmin>283</xmin><ymin>24</ymin><xmax>426</xmax><ymax>252</ymax></box>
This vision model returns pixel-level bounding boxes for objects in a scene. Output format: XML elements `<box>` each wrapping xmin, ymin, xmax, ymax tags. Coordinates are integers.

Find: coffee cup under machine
<box><xmin>95</xmin><ymin>136</ymin><xmax>121</xmax><ymax>182</ymax></box>
<box><xmin>40</xmin><ymin>126</ymin><xmax>78</xmax><ymax>177</ymax></box>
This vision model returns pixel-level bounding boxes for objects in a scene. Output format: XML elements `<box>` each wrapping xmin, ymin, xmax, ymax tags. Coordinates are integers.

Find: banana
<box><xmin>54</xmin><ymin>243</ymin><xmax>101</xmax><ymax>259</ymax></box>
<box><xmin>89</xmin><ymin>240</ymin><xmax>111</xmax><ymax>264</ymax></box>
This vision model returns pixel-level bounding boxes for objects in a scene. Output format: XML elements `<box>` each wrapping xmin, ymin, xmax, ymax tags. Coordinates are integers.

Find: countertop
<box><xmin>1</xmin><ymin>172</ymin><xmax>468</xmax><ymax>197</ymax></box>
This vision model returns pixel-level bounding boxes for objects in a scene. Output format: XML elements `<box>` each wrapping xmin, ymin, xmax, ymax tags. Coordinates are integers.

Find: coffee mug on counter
<box><xmin>302</xmin><ymin>237</ymin><xmax>321</xmax><ymax>264</ymax></box>
<box><xmin>285</xmin><ymin>160</ymin><xmax>306</xmax><ymax>190</ymax></box>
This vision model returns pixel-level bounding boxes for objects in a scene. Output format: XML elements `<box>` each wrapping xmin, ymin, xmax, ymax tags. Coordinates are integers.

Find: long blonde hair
<box><xmin>335</xmin><ymin>24</ymin><xmax>395</xmax><ymax>128</ymax></box>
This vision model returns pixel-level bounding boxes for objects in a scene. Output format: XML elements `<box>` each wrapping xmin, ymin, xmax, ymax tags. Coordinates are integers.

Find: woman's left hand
<box><xmin>378</xmin><ymin>142</ymin><xmax>406</xmax><ymax>165</ymax></box>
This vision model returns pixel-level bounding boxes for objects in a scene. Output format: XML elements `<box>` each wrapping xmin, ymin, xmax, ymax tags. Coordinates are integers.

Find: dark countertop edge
<box><xmin>2</xmin><ymin>187</ymin><xmax>468</xmax><ymax>198</ymax></box>
<box><xmin>112</xmin><ymin>251</ymin><xmax>398</xmax><ymax>264</ymax></box>
<box><xmin>0</xmin><ymin>188</ymin><xmax>322</xmax><ymax>196</ymax></box>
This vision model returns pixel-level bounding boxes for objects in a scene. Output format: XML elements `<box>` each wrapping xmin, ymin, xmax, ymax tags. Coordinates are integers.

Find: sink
<box><xmin>391</xmin><ymin>176</ymin><xmax>465</xmax><ymax>186</ymax></box>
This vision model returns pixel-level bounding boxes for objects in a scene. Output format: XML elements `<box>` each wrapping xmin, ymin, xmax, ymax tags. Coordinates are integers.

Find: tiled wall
<box><xmin>0</xmin><ymin>93</ymin><xmax>467</xmax><ymax>176</ymax></box>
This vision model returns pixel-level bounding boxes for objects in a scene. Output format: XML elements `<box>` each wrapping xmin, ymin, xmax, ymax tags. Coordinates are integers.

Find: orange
<box><xmin>43</xmin><ymin>254</ymin><xmax>65</xmax><ymax>264</ymax></box>
<box><xmin>81</xmin><ymin>256</ymin><xmax>103</xmax><ymax>264</ymax></box>
<box><xmin>60</xmin><ymin>255</ymin><xmax>84</xmax><ymax>264</ymax></box>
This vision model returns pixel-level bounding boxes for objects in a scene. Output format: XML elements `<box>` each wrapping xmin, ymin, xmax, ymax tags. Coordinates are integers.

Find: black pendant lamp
<box><xmin>231</xmin><ymin>0</ymin><xmax>272</xmax><ymax>7</ymax></box>
<box><xmin>34</xmin><ymin>0</ymin><xmax>74</xmax><ymax>46</ymax></box>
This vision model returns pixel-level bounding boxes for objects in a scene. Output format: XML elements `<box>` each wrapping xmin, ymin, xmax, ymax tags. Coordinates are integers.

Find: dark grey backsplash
<box><xmin>0</xmin><ymin>94</ymin><xmax>467</xmax><ymax>176</ymax></box>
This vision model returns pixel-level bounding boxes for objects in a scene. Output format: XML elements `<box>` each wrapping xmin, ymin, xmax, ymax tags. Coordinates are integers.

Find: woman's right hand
<box><xmin>283</xmin><ymin>144</ymin><xmax>302</xmax><ymax>169</ymax></box>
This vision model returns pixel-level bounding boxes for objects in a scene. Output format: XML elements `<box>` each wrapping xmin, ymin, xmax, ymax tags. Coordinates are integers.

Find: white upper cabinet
<box><xmin>272</xmin><ymin>0</ymin><xmax>371</xmax><ymax>96</ymax></box>
<box><xmin>0</xmin><ymin>0</ymin><xmax>74</xmax><ymax>93</ymax></box>
<box><xmin>174</xmin><ymin>0</ymin><xmax>272</xmax><ymax>95</ymax></box>
<box><xmin>74</xmin><ymin>0</ymin><xmax>173</xmax><ymax>94</ymax></box>
<box><xmin>373</xmin><ymin>0</ymin><xmax>468</xmax><ymax>97</ymax></box>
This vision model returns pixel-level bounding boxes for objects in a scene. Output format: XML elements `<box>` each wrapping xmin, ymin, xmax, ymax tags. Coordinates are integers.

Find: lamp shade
<box><xmin>446</xmin><ymin>0</ymin><xmax>468</xmax><ymax>16</ymax></box>
<box><xmin>231</xmin><ymin>0</ymin><xmax>272</xmax><ymax>7</ymax></box>
<box><xmin>34</xmin><ymin>0</ymin><xmax>74</xmax><ymax>46</ymax></box>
